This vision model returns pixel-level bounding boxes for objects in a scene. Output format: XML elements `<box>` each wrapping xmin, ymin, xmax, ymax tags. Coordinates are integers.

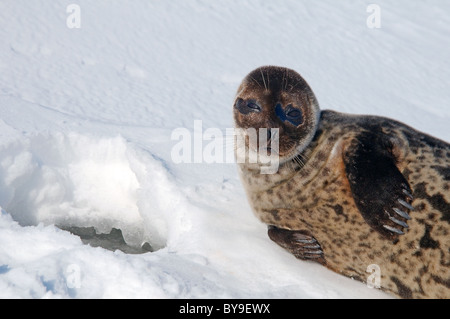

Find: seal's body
<box><xmin>234</xmin><ymin>66</ymin><xmax>450</xmax><ymax>299</ymax></box>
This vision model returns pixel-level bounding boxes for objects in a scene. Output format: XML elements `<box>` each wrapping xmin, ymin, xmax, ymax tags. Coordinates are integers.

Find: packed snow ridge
<box><xmin>0</xmin><ymin>125</ymin><xmax>185</xmax><ymax>251</ymax></box>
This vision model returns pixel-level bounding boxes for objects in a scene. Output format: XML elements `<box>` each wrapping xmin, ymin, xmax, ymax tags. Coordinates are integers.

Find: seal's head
<box><xmin>233</xmin><ymin>66</ymin><xmax>321</xmax><ymax>165</ymax></box>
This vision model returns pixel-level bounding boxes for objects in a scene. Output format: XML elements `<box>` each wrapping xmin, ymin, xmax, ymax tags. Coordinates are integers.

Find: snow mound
<box><xmin>0</xmin><ymin>124</ymin><xmax>187</xmax><ymax>251</ymax></box>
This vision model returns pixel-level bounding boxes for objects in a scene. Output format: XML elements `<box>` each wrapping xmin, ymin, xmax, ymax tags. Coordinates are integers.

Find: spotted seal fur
<box><xmin>233</xmin><ymin>66</ymin><xmax>450</xmax><ymax>299</ymax></box>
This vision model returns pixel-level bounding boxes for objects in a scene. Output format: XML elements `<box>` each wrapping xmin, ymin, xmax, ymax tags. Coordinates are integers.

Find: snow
<box><xmin>0</xmin><ymin>0</ymin><xmax>449</xmax><ymax>299</ymax></box>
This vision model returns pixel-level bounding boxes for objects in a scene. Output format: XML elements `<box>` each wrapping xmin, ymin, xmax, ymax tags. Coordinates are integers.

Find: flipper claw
<box><xmin>398</xmin><ymin>199</ymin><xmax>414</xmax><ymax>211</ymax></box>
<box><xmin>383</xmin><ymin>225</ymin><xmax>405</xmax><ymax>235</ymax></box>
<box><xmin>402</xmin><ymin>189</ymin><xmax>414</xmax><ymax>200</ymax></box>
<box><xmin>393</xmin><ymin>207</ymin><xmax>411</xmax><ymax>220</ymax></box>
<box><xmin>389</xmin><ymin>216</ymin><xmax>409</xmax><ymax>228</ymax></box>
<box><xmin>268</xmin><ymin>226</ymin><xmax>326</xmax><ymax>265</ymax></box>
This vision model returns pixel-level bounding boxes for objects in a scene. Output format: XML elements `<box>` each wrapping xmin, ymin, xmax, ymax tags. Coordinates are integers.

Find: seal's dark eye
<box><xmin>287</xmin><ymin>109</ymin><xmax>301</xmax><ymax>118</ymax></box>
<box><xmin>246</xmin><ymin>102</ymin><xmax>261</xmax><ymax>112</ymax></box>
<box><xmin>235</xmin><ymin>98</ymin><xmax>261</xmax><ymax>114</ymax></box>
<box><xmin>285</xmin><ymin>105</ymin><xmax>303</xmax><ymax>126</ymax></box>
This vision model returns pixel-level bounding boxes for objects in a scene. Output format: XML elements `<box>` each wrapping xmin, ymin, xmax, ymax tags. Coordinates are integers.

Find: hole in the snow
<box><xmin>59</xmin><ymin>226</ymin><xmax>154</xmax><ymax>254</ymax></box>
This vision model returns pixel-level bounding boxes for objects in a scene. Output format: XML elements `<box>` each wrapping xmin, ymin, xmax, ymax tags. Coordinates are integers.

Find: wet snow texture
<box><xmin>0</xmin><ymin>0</ymin><xmax>449</xmax><ymax>298</ymax></box>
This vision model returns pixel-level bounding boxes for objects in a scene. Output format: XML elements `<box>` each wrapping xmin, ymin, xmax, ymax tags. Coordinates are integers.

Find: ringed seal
<box><xmin>233</xmin><ymin>66</ymin><xmax>450</xmax><ymax>299</ymax></box>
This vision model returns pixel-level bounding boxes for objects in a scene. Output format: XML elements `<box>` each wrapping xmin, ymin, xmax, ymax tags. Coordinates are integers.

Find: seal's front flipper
<box><xmin>343</xmin><ymin>131</ymin><xmax>414</xmax><ymax>239</ymax></box>
<box><xmin>268</xmin><ymin>226</ymin><xmax>326</xmax><ymax>265</ymax></box>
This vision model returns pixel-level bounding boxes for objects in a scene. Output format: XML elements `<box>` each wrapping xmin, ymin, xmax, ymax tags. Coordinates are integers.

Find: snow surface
<box><xmin>0</xmin><ymin>0</ymin><xmax>449</xmax><ymax>299</ymax></box>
